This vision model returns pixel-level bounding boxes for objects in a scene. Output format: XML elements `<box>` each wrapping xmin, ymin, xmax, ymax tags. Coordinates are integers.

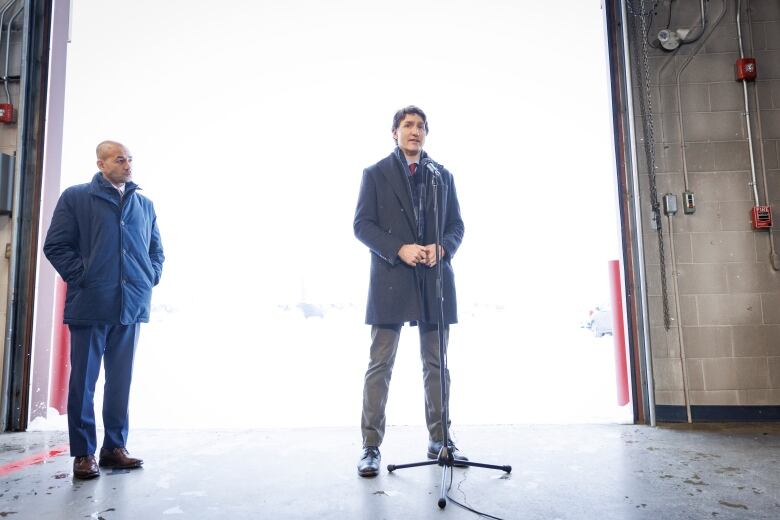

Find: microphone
<box><xmin>420</xmin><ymin>157</ymin><xmax>442</xmax><ymax>179</ymax></box>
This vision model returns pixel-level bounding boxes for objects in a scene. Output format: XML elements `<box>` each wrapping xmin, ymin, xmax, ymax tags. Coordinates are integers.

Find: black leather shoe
<box><xmin>73</xmin><ymin>455</ymin><xmax>100</xmax><ymax>479</ymax></box>
<box><xmin>427</xmin><ymin>440</ymin><xmax>469</xmax><ymax>462</ymax></box>
<box><xmin>99</xmin><ymin>447</ymin><xmax>143</xmax><ymax>469</ymax></box>
<box><xmin>357</xmin><ymin>446</ymin><xmax>381</xmax><ymax>477</ymax></box>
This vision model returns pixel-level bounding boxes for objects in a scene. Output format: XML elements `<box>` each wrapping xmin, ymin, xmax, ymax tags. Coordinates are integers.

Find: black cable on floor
<box><xmin>445</xmin><ymin>466</ymin><xmax>506</xmax><ymax>520</ymax></box>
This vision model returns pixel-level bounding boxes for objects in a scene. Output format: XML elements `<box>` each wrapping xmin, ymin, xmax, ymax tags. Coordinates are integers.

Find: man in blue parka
<box><xmin>44</xmin><ymin>140</ymin><xmax>164</xmax><ymax>480</ymax></box>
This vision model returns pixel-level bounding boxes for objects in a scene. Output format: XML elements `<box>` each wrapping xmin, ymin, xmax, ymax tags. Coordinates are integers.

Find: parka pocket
<box><xmin>76</xmin><ymin>259</ymin><xmax>90</xmax><ymax>287</ymax></box>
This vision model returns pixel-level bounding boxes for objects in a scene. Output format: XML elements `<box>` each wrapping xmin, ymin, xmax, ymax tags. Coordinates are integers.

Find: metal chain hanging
<box><xmin>629</xmin><ymin>0</ymin><xmax>672</xmax><ymax>330</ymax></box>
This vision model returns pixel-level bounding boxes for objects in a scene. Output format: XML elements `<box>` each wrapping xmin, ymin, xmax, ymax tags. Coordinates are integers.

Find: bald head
<box><xmin>96</xmin><ymin>140</ymin><xmax>133</xmax><ymax>186</ymax></box>
<box><xmin>96</xmin><ymin>140</ymin><xmax>126</xmax><ymax>160</ymax></box>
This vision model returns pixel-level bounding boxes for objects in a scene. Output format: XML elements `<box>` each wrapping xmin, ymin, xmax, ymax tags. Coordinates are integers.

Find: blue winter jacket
<box><xmin>43</xmin><ymin>172</ymin><xmax>165</xmax><ymax>325</ymax></box>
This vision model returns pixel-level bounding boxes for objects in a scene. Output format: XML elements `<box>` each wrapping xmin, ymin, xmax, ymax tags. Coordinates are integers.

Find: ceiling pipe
<box><xmin>736</xmin><ymin>0</ymin><xmax>761</xmax><ymax>207</ymax></box>
<box><xmin>682</xmin><ymin>0</ymin><xmax>707</xmax><ymax>42</ymax></box>
<box><xmin>3</xmin><ymin>3</ymin><xmax>22</xmax><ymax>106</ymax></box>
<box><xmin>666</xmin><ymin>212</ymin><xmax>692</xmax><ymax>423</ymax></box>
<box><xmin>674</xmin><ymin>0</ymin><xmax>728</xmax><ymax>191</ymax></box>
<box><xmin>0</xmin><ymin>0</ymin><xmax>17</xmax><ymax>105</ymax></box>
<box><xmin>743</xmin><ymin>0</ymin><xmax>780</xmax><ymax>270</ymax></box>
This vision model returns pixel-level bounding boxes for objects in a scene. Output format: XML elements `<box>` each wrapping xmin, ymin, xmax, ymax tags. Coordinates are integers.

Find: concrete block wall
<box><xmin>631</xmin><ymin>0</ymin><xmax>780</xmax><ymax>407</ymax></box>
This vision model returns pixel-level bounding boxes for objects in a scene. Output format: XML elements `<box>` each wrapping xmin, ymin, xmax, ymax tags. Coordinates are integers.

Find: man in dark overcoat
<box><xmin>44</xmin><ymin>140</ymin><xmax>164</xmax><ymax>479</ymax></box>
<box><xmin>354</xmin><ymin>106</ymin><xmax>465</xmax><ymax>477</ymax></box>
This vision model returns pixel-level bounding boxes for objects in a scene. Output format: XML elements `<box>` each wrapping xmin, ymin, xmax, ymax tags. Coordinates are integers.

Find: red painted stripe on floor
<box><xmin>0</xmin><ymin>443</ymin><xmax>70</xmax><ymax>477</ymax></box>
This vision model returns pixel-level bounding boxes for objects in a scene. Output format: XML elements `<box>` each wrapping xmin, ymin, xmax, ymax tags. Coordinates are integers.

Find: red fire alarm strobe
<box><xmin>0</xmin><ymin>103</ymin><xmax>13</xmax><ymax>123</ymax></box>
<box><xmin>736</xmin><ymin>58</ymin><xmax>757</xmax><ymax>81</ymax></box>
<box><xmin>751</xmin><ymin>206</ymin><xmax>772</xmax><ymax>230</ymax></box>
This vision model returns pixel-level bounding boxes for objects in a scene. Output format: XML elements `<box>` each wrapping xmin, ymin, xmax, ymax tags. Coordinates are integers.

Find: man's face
<box><xmin>393</xmin><ymin>114</ymin><xmax>426</xmax><ymax>159</ymax></box>
<box><xmin>98</xmin><ymin>145</ymin><xmax>133</xmax><ymax>185</ymax></box>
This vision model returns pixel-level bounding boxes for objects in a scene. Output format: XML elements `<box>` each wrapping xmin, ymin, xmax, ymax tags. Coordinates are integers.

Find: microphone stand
<box><xmin>387</xmin><ymin>162</ymin><xmax>511</xmax><ymax>510</ymax></box>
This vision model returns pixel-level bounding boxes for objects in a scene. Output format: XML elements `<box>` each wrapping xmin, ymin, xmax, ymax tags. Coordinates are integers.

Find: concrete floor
<box><xmin>0</xmin><ymin>423</ymin><xmax>778</xmax><ymax>519</ymax></box>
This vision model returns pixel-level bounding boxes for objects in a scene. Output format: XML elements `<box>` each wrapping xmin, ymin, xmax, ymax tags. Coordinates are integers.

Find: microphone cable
<box><xmin>445</xmin><ymin>466</ymin><xmax>508</xmax><ymax>520</ymax></box>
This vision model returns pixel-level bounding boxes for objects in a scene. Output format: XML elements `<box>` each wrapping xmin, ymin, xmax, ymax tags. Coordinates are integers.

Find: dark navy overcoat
<box><xmin>354</xmin><ymin>149</ymin><xmax>464</xmax><ymax>325</ymax></box>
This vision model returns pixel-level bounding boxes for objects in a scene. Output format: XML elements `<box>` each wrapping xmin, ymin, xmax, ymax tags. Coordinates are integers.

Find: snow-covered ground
<box><xmin>30</xmin><ymin>302</ymin><xmax>631</xmax><ymax>432</ymax></box>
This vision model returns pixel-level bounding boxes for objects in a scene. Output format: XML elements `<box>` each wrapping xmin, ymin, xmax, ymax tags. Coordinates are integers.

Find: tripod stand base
<box><xmin>388</xmin><ymin>446</ymin><xmax>511</xmax><ymax>509</ymax></box>
<box><xmin>387</xmin><ymin>459</ymin><xmax>512</xmax><ymax>473</ymax></box>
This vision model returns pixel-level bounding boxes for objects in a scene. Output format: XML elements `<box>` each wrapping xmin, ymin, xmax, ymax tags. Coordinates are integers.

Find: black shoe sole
<box><xmin>99</xmin><ymin>461</ymin><xmax>143</xmax><ymax>469</ymax></box>
<box><xmin>73</xmin><ymin>471</ymin><xmax>100</xmax><ymax>479</ymax></box>
<box><xmin>357</xmin><ymin>465</ymin><xmax>380</xmax><ymax>477</ymax></box>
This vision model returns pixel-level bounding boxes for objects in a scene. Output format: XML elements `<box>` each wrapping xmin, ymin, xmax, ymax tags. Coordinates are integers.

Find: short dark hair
<box><xmin>392</xmin><ymin>105</ymin><xmax>429</xmax><ymax>135</ymax></box>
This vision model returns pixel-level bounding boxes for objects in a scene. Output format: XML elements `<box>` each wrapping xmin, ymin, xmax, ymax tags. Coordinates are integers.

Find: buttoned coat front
<box><xmin>354</xmin><ymin>150</ymin><xmax>464</xmax><ymax>325</ymax></box>
<box><xmin>44</xmin><ymin>172</ymin><xmax>165</xmax><ymax>325</ymax></box>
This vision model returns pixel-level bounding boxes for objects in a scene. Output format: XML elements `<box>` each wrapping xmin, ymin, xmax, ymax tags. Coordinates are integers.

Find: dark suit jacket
<box><xmin>354</xmin><ymin>149</ymin><xmax>464</xmax><ymax>325</ymax></box>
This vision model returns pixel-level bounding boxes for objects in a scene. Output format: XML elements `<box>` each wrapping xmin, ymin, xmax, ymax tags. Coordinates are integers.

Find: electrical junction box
<box><xmin>683</xmin><ymin>191</ymin><xmax>696</xmax><ymax>215</ymax></box>
<box><xmin>0</xmin><ymin>103</ymin><xmax>12</xmax><ymax>123</ymax></box>
<box><xmin>663</xmin><ymin>193</ymin><xmax>678</xmax><ymax>216</ymax></box>
<box><xmin>751</xmin><ymin>205</ymin><xmax>772</xmax><ymax>230</ymax></box>
<box><xmin>736</xmin><ymin>58</ymin><xmax>757</xmax><ymax>81</ymax></box>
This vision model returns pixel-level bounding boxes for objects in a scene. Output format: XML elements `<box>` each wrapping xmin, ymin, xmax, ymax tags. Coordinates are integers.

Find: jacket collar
<box><xmin>393</xmin><ymin>146</ymin><xmax>429</xmax><ymax>171</ymax></box>
<box><xmin>89</xmin><ymin>172</ymin><xmax>140</xmax><ymax>205</ymax></box>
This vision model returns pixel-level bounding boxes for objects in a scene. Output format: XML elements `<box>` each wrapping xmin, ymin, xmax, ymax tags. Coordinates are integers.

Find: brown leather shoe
<box><xmin>73</xmin><ymin>455</ymin><xmax>100</xmax><ymax>479</ymax></box>
<box><xmin>98</xmin><ymin>447</ymin><xmax>143</xmax><ymax>469</ymax></box>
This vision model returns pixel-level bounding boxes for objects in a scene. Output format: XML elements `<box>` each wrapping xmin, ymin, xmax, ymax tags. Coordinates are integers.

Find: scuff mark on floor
<box><xmin>683</xmin><ymin>474</ymin><xmax>707</xmax><ymax>486</ymax></box>
<box><xmin>714</xmin><ymin>466</ymin><xmax>742</xmax><ymax>475</ymax></box>
<box><xmin>718</xmin><ymin>500</ymin><xmax>748</xmax><ymax>510</ymax></box>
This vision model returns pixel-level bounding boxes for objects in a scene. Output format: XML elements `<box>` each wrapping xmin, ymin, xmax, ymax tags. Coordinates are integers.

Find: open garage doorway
<box><xmin>32</xmin><ymin>0</ymin><xmax>631</xmax><ymax>430</ymax></box>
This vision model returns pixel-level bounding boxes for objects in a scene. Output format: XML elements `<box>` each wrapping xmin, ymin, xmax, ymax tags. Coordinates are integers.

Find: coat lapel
<box><xmin>381</xmin><ymin>153</ymin><xmax>417</xmax><ymax>236</ymax></box>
